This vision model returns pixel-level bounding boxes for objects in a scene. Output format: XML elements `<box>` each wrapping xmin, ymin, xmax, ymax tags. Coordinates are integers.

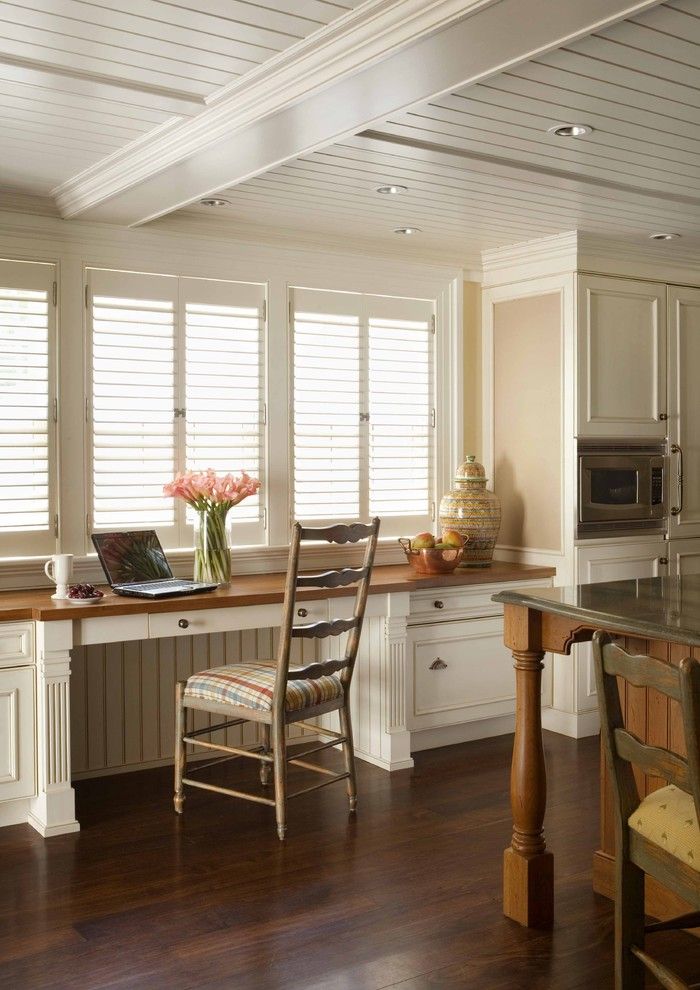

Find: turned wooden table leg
<box><xmin>503</xmin><ymin>646</ymin><xmax>553</xmax><ymax>927</ymax></box>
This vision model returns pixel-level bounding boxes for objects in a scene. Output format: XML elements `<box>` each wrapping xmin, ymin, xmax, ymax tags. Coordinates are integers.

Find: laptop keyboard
<box><xmin>125</xmin><ymin>580</ymin><xmax>191</xmax><ymax>591</ymax></box>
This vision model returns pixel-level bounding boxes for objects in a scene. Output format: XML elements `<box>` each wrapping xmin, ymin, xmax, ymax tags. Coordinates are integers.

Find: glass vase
<box><xmin>194</xmin><ymin>506</ymin><xmax>232</xmax><ymax>586</ymax></box>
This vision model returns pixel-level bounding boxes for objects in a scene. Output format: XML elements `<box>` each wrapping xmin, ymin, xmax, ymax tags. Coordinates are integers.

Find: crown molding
<box><xmin>480</xmin><ymin>232</ymin><xmax>580</xmax><ymax>286</ymax></box>
<box><xmin>54</xmin><ymin>0</ymin><xmax>491</xmax><ymax>220</ymax></box>
<box><xmin>481</xmin><ymin>229</ymin><xmax>700</xmax><ymax>288</ymax></box>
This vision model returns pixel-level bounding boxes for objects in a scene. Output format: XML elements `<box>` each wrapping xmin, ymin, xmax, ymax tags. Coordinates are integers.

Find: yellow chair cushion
<box><xmin>628</xmin><ymin>784</ymin><xmax>700</xmax><ymax>872</ymax></box>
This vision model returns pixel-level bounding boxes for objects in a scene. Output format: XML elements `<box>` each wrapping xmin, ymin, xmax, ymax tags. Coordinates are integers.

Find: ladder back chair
<box><xmin>174</xmin><ymin>518</ymin><xmax>380</xmax><ymax>840</ymax></box>
<box><xmin>593</xmin><ymin>632</ymin><xmax>700</xmax><ymax>990</ymax></box>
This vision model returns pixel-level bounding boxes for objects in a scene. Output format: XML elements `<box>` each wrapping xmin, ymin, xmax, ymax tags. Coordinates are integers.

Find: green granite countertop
<box><xmin>492</xmin><ymin>577</ymin><xmax>700</xmax><ymax>648</ymax></box>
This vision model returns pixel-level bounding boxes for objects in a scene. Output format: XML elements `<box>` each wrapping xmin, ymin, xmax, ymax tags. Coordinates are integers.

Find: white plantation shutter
<box><xmin>182</xmin><ymin>278</ymin><xmax>265</xmax><ymax>545</ymax></box>
<box><xmin>291</xmin><ymin>288</ymin><xmax>434</xmax><ymax>536</ymax></box>
<box><xmin>88</xmin><ymin>270</ymin><xmax>266</xmax><ymax>550</ymax></box>
<box><xmin>0</xmin><ymin>260</ymin><xmax>56</xmax><ymax>556</ymax></box>
<box><xmin>88</xmin><ymin>269</ymin><xmax>178</xmax><ymax>542</ymax></box>
<box><xmin>368</xmin><ymin>297</ymin><xmax>434</xmax><ymax>533</ymax></box>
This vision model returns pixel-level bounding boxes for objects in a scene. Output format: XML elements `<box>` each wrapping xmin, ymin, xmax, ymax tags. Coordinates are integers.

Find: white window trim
<box><xmin>0</xmin><ymin>213</ymin><xmax>463</xmax><ymax>588</ymax></box>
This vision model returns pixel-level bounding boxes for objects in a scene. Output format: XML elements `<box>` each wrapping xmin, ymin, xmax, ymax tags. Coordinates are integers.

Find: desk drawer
<box><xmin>148</xmin><ymin>600</ymin><xmax>328</xmax><ymax>640</ymax></box>
<box><xmin>0</xmin><ymin>623</ymin><xmax>34</xmax><ymax>668</ymax></box>
<box><xmin>409</xmin><ymin>580</ymin><xmax>551</xmax><ymax>624</ymax></box>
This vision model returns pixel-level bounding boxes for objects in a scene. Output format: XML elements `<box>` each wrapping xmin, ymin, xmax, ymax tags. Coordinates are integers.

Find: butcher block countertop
<box><xmin>0</xmin><ymin>561</ymin><xmax>555</xmax><ymax>622</ymax></box>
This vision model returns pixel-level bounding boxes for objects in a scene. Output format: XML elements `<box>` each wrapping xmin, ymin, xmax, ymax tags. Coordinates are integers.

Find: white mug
<box><xmin>45</xmin><ymin>554</ymin><xmax>73</xmax><ymax>600</ymax></box>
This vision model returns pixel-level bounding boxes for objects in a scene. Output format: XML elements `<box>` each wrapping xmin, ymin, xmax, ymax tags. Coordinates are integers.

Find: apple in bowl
<box><xmin>441</xmin><ymin>530</ymin><xmax>464</xmax><ymax>548</ymax></box>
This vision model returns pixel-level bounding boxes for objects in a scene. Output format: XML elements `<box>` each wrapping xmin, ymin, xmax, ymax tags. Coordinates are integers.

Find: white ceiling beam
<box><xmin>55</xmin><ymin>0</ymin><xmax>664</xmax><ymax>226</ymax></box>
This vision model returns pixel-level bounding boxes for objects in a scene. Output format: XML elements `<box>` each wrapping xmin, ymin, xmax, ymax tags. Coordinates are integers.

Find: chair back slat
<box><xmin>292</xmin><ymin>617</ymin><xmax>357</xmax><ymax>640</ymax></box>
<box><xmin>272</xmin><ymin>518</ymin><xmax>381</xmax><ymax>717</ymax></box>
<box><xmin>287</xmin><ymin>659</ymin><xmax>347</xmax><ymax>681</ymax></box>
<box><xmin>296</xmin><ymin>567</ymin><xmax>367</xmax><ymax>589</ymax></box>
<box><xmin>614</xmin><ymin>728</ymin><xmax>690</xmax><ymax>792</ymax></box>
<box><xmin>603</xmin><ymin>644</ymin><xmax>682</xmax><ymax>701</ymax></box>
<box><xmin>593</xmin><ymin>631</ymin><xmax>700</xmax><ymax>832</ymax></box>
<box><xmin>299</xmin><ymin>522</ymin><xmax>376</xmax><ymax>544</ymax></box>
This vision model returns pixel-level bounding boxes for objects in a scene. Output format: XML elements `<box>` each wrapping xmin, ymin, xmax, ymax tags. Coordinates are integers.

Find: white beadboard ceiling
<box><xmin>2</xmin><ymin>0</ymin><xmax>700</xmax><ymax>268</ymax></box>
<box><xmin>0</xmin><ymin>0</ymin><xmax>362</xmax><ymax>195</ymax></box>
<box><xmin>177</xmin><ymin>0</ymin><xmax>700</xmax><ymax>266</ymax></box>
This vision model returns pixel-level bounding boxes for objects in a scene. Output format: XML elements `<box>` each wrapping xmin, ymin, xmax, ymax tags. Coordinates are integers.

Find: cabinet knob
<box><xmin>297</xmin><ymin>607</ymin><xmax>308</xmax><ymax>618</ymax></box>
<box><xmin>659</xmin><ymin>557</ymin><xmax>669</xmax><ymax>566</ymax></box>
<box><xmin>178</xmin><ymin>618</ymin><xmax>189</xmax><ymax>629</ymax></box>
<box><xmin>658</xmin><ymin>413</ymin><xmax>668</xmax><ymax>421</ymax></box>
<box><xmin>429</xmin><ymin>658</ymin><xmax>448</xmax><ymax>670</ymax></box>
<box><xmin>434</xmin><ymin>600</ymin><xmax>444</xmax><ymax>609</ymax></box>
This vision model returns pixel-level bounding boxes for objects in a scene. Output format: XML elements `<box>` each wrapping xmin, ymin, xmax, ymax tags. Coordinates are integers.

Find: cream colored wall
<box><xmin>493</xmin><ymin>293</ymin><xmax>562</xmax><ymax>553</ymax></box>
<box><xmin>463</xmin><ymin>281</ymin><xmax>482</xmax><ymax>461</ymax></box>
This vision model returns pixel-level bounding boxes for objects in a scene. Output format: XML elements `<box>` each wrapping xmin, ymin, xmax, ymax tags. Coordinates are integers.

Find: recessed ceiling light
<box><xmin>394</xmin><ymin>226</ymin><xmax>421</xmax><ymax>235</ymax></box>
<box><xmin>548</xmin><ymin>124</ymin><xmax>593</xmax><ymax>138</ymax></box>
<box><xmin>376</xmin><ymin>184</ymin><xmax>408</xmax><ymax>195</ymax></box>
<box><xmin>649</xmin><ymin>232</ymin><xmax>680</xmax><ymax>241</ymax></box>
<box><xmin>200</xmin><ymin>197</ymin><xmax>231</xmax><ymax>207</ymax></box>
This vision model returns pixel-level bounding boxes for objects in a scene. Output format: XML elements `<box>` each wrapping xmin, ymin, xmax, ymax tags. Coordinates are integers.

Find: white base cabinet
<box><xmin>576</xmin><ymin>539</ymin><xmax>669</xmax><ymax>583</ymax></box>
<box><xmin>406</xmin><ymin>580</ymin><xmax>553</xmax><ymax>744</ymax></box>
<box><xmin>0</xmin><ymin>666</ymin><xmax>35</xmax><ymax>803</ymax></box>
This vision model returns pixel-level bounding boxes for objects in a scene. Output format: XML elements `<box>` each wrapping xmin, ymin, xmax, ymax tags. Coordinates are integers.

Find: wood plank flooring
<box><xmin>1</xmin><ymin>732</ymin><xmax>698</xmax><ymax>989</ymax></box>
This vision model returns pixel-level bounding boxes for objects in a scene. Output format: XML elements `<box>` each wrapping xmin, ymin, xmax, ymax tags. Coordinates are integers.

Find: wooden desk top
<box><xmin>0</xmin><ymin>561</ymin><xmax>555</xmax><ymax>622</ymax></box>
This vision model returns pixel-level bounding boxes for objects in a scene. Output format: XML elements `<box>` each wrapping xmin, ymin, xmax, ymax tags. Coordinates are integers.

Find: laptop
<box><xmin>92</xmin><ymin>530</ymin><xmax>219</xmax><ymax>599</ymax></box>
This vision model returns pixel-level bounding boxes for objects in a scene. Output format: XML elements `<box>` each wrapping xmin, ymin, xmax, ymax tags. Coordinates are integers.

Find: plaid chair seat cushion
<box><xmin>184</xmin><ymin>662</ymin><xmax>343</xmax><ymax>713</ymax></box>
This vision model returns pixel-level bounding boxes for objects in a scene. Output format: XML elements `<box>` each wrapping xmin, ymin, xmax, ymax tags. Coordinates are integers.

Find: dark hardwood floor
<box><xmin>1</xmin><ymin>732</ymin><xmax>698</xmax><ymax>989</ymax></box>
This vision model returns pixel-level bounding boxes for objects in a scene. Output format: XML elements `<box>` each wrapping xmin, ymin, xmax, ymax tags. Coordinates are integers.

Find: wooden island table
<box><xmin>493</xmin><ymin>577</ymin><xmax>700</xmax><ymax>929</ymax></box>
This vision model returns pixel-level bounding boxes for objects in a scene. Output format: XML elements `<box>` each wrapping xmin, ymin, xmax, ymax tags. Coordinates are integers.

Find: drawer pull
<box><xmin>178</xmin><ymin>619</ymin><xmax>189</xmax><ymax>629</ymax></box>
<box><xmin>434</xmin><ymin>600</ymin><xmax>444</xmax><ymax>610</ymax></box>
<box><xmin>297</xmin><ymin>608</ymin><xmax>308</xmax><ymax>618</ymax></box>
<box><xmin>429</xmin><ymin>658</ymin><xmax>448</xmax><ymax>670</ymax></box>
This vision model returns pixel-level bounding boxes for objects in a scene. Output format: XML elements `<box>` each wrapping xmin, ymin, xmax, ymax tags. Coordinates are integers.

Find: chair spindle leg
<box><xmin>273</xmin><ymin>720</ymin><xmax>287</xmax><ymax>840</ymax></box>
<box><xmin>260</xmin><ymin>723</ymin><xmax>271</xmax><ymax>786</ymax></box>
<box><xmin>174</xmin><ymin>681</ymin><xmax>186</xmax><ymax>814</ymax></box>
<box><xmin>339</xmin><ymin>699</ymin><xmax>357</xmax><ymax>812</ymax></box>
<box><xmin>616</xmin><ymin>854</ymin><xmax>645</xmax><ymax>989</ymax></box>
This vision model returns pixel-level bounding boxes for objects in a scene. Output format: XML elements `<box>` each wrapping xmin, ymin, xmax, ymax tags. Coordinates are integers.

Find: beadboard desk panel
<box><xmin>0</xmin><ymin>561</ymin><xmax>554</xmax><ymax>839</ymax></box>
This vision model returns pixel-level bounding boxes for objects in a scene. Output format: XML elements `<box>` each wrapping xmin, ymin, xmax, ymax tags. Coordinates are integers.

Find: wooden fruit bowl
<box><xmin>398</xmin><ymin>538</ymin><xmax>466</xmax><ymax>576</ymax></box>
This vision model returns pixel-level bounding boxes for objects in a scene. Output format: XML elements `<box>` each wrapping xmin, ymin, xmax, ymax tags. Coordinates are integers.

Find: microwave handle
<box><xmin>670</xmin><ymin>443</ymin><xmax>683</xmax><ymax>516</ymax></box>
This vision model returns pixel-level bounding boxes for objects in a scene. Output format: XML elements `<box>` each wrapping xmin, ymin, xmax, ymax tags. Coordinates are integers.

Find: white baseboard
<box><xmin>27</xmin><ymin>814</ymin><xmax>80</xmax><ymax>838</ymax></box>
<box><xmin>0</xmin><ymin>797</ymin><xmax>31</xmax><ymax>828</ymax></box>
<box><xmin>542</xmin><ymin>707</ymin><xmax>600</xmax><ymax>739</ymax></box>
<box><xmin>410</xmin><ymin>713</ymin><xmax>516</xmax><ymax>753</ymax></box>
<box><xmin>354</xmin><ymin>748</ymin><xmax>414</xmax><ymax>772</ymax></box>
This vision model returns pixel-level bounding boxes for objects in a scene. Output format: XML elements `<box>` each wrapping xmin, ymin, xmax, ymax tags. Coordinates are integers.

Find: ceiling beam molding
<box><xmin>0</xmin><ymin>54</ymin><xmax>204</xmax><ymax>117</ymax></box>
<box><xmin>55</xmin><ymin>0</ymin><xmax>664</xmax><ymax>226</ymax></box>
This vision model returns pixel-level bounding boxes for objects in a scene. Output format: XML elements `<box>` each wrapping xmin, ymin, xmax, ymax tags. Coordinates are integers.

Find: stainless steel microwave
<box><xmin>578</xmin><ymin>442</ymin><xmax>666</xmax><ymax>537</ymax></box>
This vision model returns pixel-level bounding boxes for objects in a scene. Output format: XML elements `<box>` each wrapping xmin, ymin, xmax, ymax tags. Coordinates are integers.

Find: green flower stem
<box><xmin>194</xmin><ymin>506</ymin><xmax>231</xmax><ymax>585</ymax></box>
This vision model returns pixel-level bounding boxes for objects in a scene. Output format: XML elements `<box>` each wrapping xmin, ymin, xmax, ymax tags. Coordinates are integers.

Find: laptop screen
<box><xmin>92</xmin><ymin>530</ymin><xmax>173</xmax><ymax>586</ymax></box>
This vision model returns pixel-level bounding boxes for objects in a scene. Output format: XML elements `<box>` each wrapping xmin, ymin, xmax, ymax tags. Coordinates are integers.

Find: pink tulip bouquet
<box><xmin>164</xmin><ymin>469</ymin><xmax>261</xmax><ymax>585</ymax></box>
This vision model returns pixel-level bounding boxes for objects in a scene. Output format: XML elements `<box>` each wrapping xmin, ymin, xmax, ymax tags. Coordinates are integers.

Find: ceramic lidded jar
<box><xmin>439</xmin><ymin>455</ymin><xmax>502</xmax><ymax>568</ymax></box>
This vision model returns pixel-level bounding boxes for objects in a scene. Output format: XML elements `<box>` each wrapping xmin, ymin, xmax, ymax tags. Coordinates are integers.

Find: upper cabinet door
<box><xmin>668</xmin><ymin>285</ymin><xmax>700</xmax><ymax>539</ymax></box>
<box><xmin>577</xmin><ymin>275</ymin><xmax>667</xmax><ymax>438</ymax></box>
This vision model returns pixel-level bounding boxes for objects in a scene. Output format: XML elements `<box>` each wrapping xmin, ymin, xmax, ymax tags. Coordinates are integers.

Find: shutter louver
<box><xmin>293</xmin><ymin>309</ymin><xmax>361</xmax><ymax>521</ymax></box>
<box><xmin>292</xmin><ymin>289</ymin><xmax>434</xmax><ymax>535</ymax></box>
<box><xmin>0</xmin><ymin>288</ymin><xmax>50</xmax><ymax>531</ymax></box>
<box><xmin>0</xmin><ymin>260</ymin><xmax>56</xmax><ymax>556</ymax></box>
<box><xmin>90</xmin><ymin>277</ymin><xmax>177</xmax><ymax>533</ymax></box>
<box><xmin>184</xmin><ymin>293</ymin><xmax>264</xmax><ymax>528</ymax></box>
<box><xmin>369</xmin><ymin>315</ymin><xmax>432</xmax><ymax>520</ymax></box>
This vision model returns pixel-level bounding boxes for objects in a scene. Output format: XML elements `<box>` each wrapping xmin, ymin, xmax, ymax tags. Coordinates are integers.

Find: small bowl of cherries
<box><xmin>67</xmin><ymin>583</ymin><xmax>104</xmax><ymax>604</ymax></box>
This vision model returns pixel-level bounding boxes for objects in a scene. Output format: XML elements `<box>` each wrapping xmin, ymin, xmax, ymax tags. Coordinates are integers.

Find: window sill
<box><xmin>0</xmin><ymin>540</ymin><xmax>407</xmax><ymax>591</ymax></box>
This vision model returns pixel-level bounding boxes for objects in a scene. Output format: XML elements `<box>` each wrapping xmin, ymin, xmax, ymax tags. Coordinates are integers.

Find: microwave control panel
<box><xmin>651</xmin><ymin>467</ymin><xmax>664</xmax><ymax>506</ymax></box>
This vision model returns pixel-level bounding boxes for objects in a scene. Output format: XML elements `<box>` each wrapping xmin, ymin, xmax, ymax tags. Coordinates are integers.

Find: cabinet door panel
<box><xmin>0</xmin><ymin>667</ymin><xmax>35</xmax><ymax>802</ymax></box>
<box><xmin>668</xmin><ymin>285</ymin><xmax>700</xmax><ymax>538</ymax></box>
<box><xmin>577</xmin><ymin>540</ymin><xmax>668</xmax><ymax>584</ymax></box>
<box><xmin>667</xmin><ymin>539</ymin><xmax>700</xmax><ymax>577</ymax></box>
<box><xmin>408</xmin><ymin>617</ymin><xmax>517</xmax><ymax>730</ymax></box>
<box><xmin>577</xmin><ymin>275</ymin><xmax>666</xmax><ymax>438</ymax></box>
